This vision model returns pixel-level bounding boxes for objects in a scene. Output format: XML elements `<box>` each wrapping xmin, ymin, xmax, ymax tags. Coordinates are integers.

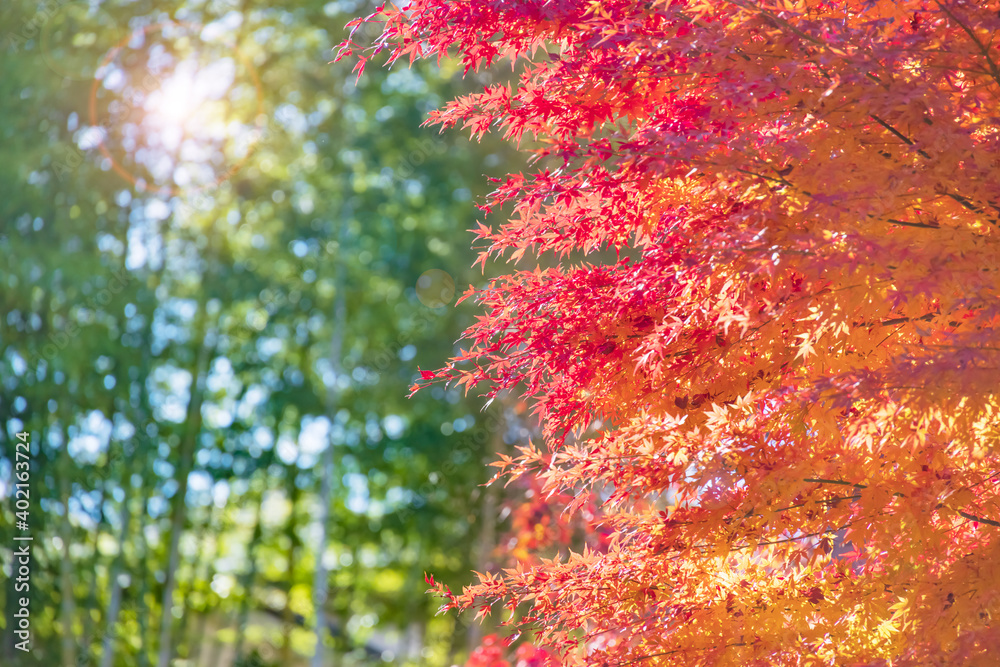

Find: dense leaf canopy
<box><xmin>346</xmin><ymin>1</ymin><xmax>1000</xmax><ymax>665</ymax></box>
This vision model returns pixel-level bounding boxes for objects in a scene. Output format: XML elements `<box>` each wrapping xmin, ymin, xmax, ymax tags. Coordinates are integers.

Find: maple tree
<box><xmin>463</xmin><ymin>633</ymin><xmax>559</xmax><ymax>667</ymax></box>
<box><xmin>344</xmin><ymin>1</ymin><xmax>1000</xmax><ymax>664</ymax></box>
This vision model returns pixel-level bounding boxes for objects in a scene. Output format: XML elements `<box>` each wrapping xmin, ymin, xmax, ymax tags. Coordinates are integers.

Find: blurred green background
<box><xmin>0</xmin><ymin>0</ymin><xmax>525</xmax><ymax>664</ymax></box>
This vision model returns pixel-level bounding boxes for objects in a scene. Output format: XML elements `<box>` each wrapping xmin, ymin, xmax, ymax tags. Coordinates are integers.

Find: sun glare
<box><xmin>93</xmin><ymin>28</ymin><xmax>263</xmax><ymax>194</ymax></box>
<box><xmin>144</xmin><ymin>58</ymin><xmax>235</xmax><ymax>135</ymax></box>
<box><xmin>151</xmin><ymin>73</ymin><xmax>200</xmax><ymax>126</ymax></box>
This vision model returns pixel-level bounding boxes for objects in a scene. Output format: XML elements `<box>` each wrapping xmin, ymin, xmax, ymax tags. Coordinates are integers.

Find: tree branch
<box><xmin>805</xmin><ymin>478</ymin><xmax>1000</xmax><ymax>527</ymax></box>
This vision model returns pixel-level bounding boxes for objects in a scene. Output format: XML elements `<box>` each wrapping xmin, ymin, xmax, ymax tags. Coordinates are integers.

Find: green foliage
<box><xmin>0</xmin><ymin>0</ymin><xmax>518</xmax><ymax>664</ymax></box>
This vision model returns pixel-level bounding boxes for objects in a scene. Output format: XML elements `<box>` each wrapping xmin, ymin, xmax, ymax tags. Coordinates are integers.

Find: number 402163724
<box><xmin>14</xmin><ymin>432</ymin><xmax>30</xmax><ymax>529</ymax></box>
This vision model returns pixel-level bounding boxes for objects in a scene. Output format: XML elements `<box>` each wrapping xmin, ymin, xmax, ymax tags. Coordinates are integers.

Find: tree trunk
<box><xmin>57</xmin><ymin>424</ymin><xmax>79</xmax><ymax>667</ymax></box>
<box><xmin>312</xmin><ymin>229</ymin><xmax>347</xmax><ymax>667</ymax></box>
<box><xmin>136</xmin><ymin>476</ymin><xmax>154</xmax><ymax>667</ymax></box>
<box><xmin>102</xmin><ymin>376</ymin><xmax>152</xmax><ymax>667</ymax></box>
<box><xmin>156</xmin><ymin>300</ymin><xmax>213</xmax><ymax>667</ymax></box>
<box><xmin>200</xmin><ymin>612</ymin><xmax>228</xmax><ymax>667</ymax></box>
<box><xmin>310</xmin><ymin>439</ymin><xmax>335</xmax><ymax>667</ymax></box>
<box><xmin>281</xmin><ymin>470</ymin><xmax>301</xmax><ymax>665</ymax></box>
<box><xmin>235</xmin><ymin>500</ymin><xmax>263</xmax><ymax>661</ymax></box>
<box><xmin>99</xmin><ymin>474</ymin><xmax>133</xmax><ymax>667</ymax></box>
<box><xmin>466</xmin><ymin>415</ymin><xmax>504</xmax><ymax>652</ymax></box>
<box><xmin>446</xmin><ymin>615</ymin><xmax>463</xmax><ymax>667</ymax></box>
<box><xmin>190</xmin><ymin>545</ymin><xmax>220</xmax><ymax>666</ymax></box>
<box><xmin>82</xmin><ymin>429</ymin><xmax>114</xmax><ymax>662</ymax></box>
<box><xmin>106</xmin><ymin>258</ymin><xmax>159</xmax><ymax>667</ymax></box>
<box><xmin>180</xmin><ymin>505</ymin><xmax>216</xmax><ymax>662</ymax></box>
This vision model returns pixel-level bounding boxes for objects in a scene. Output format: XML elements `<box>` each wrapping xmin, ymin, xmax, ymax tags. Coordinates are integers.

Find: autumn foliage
<box><xmin>345</xmin><ymin>1</ymin><xmax>1000</xmax><ymax>664</ymax></box>
<box><xmin>464</xmin><ymin>634</ymin><xmax>559</xmax><ymax>667</ymax></box>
